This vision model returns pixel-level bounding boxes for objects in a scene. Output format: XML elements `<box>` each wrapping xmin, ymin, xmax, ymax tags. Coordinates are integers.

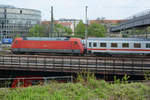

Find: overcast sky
<box><xmin>0</xmin><ymin>0</ymin><xmax>150</xmax><ymax>21</ymax></box>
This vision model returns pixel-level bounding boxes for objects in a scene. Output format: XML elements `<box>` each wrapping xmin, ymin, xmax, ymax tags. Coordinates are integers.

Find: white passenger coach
<box><xmin>84</xmin><ymin>38</ymin><xmax>150</xmax><ymax>54</ymax></box>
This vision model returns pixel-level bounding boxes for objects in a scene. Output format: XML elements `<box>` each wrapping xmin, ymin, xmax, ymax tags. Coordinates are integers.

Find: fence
<box><xmin>0</xmin><ymin>76</ymin><xmax>73</xmax><ymax>88</ymax></box>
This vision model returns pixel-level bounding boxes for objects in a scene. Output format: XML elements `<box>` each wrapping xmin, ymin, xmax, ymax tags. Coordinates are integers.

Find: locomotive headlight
<box><xmin>44</xmin><ymin>45</ymin><xmax>47</xmax><ymax>47</ymax></box>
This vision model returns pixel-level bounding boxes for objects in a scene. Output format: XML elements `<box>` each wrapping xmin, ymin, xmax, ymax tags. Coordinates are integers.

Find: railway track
<box><xmin>0</xmin><ymin>55</ymin><xmax>149</xmax><ymax>76</ymax></box>
<box><xmin>2</xmin><ymin>54</ymin><xmax>150</xmax><ymax>60</ymax></box>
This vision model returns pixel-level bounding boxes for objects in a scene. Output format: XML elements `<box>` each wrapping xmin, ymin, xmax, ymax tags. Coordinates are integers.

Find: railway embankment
<box><xmin>0</xmin><ymin>75</ymin><xmax>150</xmax><ymax>100</ymax></box>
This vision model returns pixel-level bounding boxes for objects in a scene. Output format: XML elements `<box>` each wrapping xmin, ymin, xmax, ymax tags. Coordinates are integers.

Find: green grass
<box><xmin>0</xmin><ymin>74</ymin><xmax>150</xmax><ymax>100</ymax></box>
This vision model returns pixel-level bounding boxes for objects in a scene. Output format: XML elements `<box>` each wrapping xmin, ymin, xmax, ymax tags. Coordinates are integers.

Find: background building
<box><xmin>58</xmin><ymin>18</ymin><xmax>81</xmax><ymax>34</ymax></box>
<box><xmin>89</xmin><ymin>19</ymin><xmax>126</xmax><ymax>25</ymax></box>
<box><xmin>41</xmin><ymin>19</ymin><xmax>81</xmax><ymax>36</ymax></box>
<box><xmin>0</xmin><ymin>5</ymin><xmax>41</xmax><ymax>39</ymax></box>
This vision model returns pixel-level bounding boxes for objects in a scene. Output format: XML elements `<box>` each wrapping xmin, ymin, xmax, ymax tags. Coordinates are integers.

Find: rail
<box><xmin>0</xmin><ymin>55</ymin><xmax>150</xmax><ymax>75</ymax></box>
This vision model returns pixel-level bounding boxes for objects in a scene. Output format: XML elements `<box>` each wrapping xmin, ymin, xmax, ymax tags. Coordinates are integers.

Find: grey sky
<box><xmin>0</xmin><ymin>0</ymin><xmax>150</xmax><ymax>20</ymax></box>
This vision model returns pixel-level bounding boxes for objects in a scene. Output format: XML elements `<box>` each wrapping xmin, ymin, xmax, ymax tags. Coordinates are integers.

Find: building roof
<box><xmin>0</xmin><ymin>5</ymin><xmax>15</xmax><ymax>8</ymax></box>
<box><xmin>59</xmin><ymin>22</ymin><xmax>72</xmax><ymax>26</ymax></box>
<box><xmin>41</xmin><ymin>21</ymin><xmax>59</xmax><ymax>25</ymax></box>
<box><xmin>0</xmin><ymin>5</ymin><xmax>41</xmax><ymax>12</ymax></box>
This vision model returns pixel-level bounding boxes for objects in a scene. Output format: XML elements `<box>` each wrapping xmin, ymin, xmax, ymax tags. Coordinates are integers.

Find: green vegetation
<box><xmin>14</xmin><ymin>34</ymin><xmax>21</xmax><ymax>39</ymax></box>
<box><xmin>54</xmin><ymin>23</ymin><xmax>72</xmax><ymax>36</ymax></box>
<box><xmin>28</xmin><ymin>21</ymin><xmax>107</xmax><ymax>38</ymax></box>
<box><xmin>0</xmin><ymin>74</ymin><xmax>150</xmax><ymax>100</ymax></box>
<box><xmin>28</xmin><ymin>24</ymin><xmax>73</xmax><ymax>37</ymax></box>
<box><xmin>74</xmin><ymin>21</ymin><xmax>107</xmax><ymax>38</ymax></box>
<box><xmin>28</xmin><ymin>24</ymin><xmax>46</xmax><ymax>37</ymax></box>
<box><xmin>88</xmin><ymin>23</ymin><xmax>107</xmax><ymax>37</ymax></box>
<box><xmin>122</xmin><ymin>26</ymin><xmax>150</xmax><ymax>38</ymax></box>
<box><xmin>74</xmin><ymin>20</ymin><xmax>85</xmax><ymax>38</ymax></box>
<box><xmin>144</xmin><ymin>71</ymin><xmax>150</xmax><ymax>81</ymax></box>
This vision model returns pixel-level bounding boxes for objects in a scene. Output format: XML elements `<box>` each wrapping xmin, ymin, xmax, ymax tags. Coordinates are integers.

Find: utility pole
<box><xmin>145</xmin><ymin>27</ymin><xmax>147</xmax><ymax>39</ymax></box>
<box><xmin>85</xmin><ymin>6</ymin><xmax>88</xmax><ymax>53</ymax></box>
<box><xmin>50</xmin><ymin>6</ymin><xmax>54</xmax><ymax>37</ymax></box>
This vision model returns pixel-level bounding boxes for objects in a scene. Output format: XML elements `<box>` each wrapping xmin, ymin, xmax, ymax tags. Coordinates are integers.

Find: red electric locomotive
<box><xmin>11</xmin><ymin>37</ymin><xmax>84</xmax><ymax>54</ymax></box>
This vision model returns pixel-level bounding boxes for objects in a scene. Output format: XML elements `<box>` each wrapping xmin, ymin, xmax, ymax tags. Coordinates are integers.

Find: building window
<box><xmin>146</xmin><ymin>43</ymin><xmax>150</xmax><ymax>48</ymax></box>
<box><xmin>89</xmin><ymin>42</ymin><xmax>91</xmax><ymax>47</ymax></box>
<box><xmin>93</xmin><ymin>42</ymin><xmax>97</xmax><ymax>47</ymax></box>
<box><xmin>122</xmin><ymin>43</ymin><xmax>129</xmax><ymax>48</ymax></box>
<box><xmin>134</xmin><ymin>43</ymin><xmax>141</xmax><ymax>48</ymax></box>
<box><xmin>20</xmin><ymin>10</ymin><xmax>22</xmax><ymax>14</ymax></box>
<box><xmin>100</xmin><ymin>43</ymin><xmax>106</xmax><ymax>47</ymax></box>
<box><xmin>111</xmin><ymin>43</ymin><xmax>118</xmax><ymax>48</ymax></box>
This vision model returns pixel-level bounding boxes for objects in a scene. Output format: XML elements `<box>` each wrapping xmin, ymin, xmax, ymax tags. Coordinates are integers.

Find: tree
<box><xmin>64</xmin><ymin>27</ymin><xmax>72</xmax><ymax>35</ymax></box>
<box><xmin>54</xmin><ymin>23</ymin><xmax>72</xmax><ymax>37</ymax></box>
<box><xmin>147</xmin><ymin>27</ymin><xmax>150</xmax><ymax>34</ymax></box>
<box><xmin>88</xmin><ymin>23</ymin><xmax>107</xmax><ymax>37</ymax></box>
<box><xmin>28</xmin><ymin>24</ymin><xmax>46</xmax><ymax>37</ymax></box>
<box><xmin>28</xmin><ymin>23</ymin><xmax>72</xmax><ymax>37</ymax></box>
<box><xmin>15</xmin><ymin>34</ymin><xmax>21</xmax><ymax>38</ymax></box>
<box><xmin>74</xmin><ymin>21</ymin><xmax>85</xmax><ymax>38</ymax></box>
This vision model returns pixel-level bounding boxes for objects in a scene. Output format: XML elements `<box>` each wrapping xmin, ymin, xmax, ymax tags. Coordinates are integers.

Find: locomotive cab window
<box><xmin>74</xmin><ymin>41</ymin><xmax>77</xmax><ymax>45</ymax></box>
<box><xmin>146</xmin><ymin>43</ymin><xmax>150</xmax><ymax>48</ymax></box>
<box><xmin>15</xmin><ymin>40</ymin><xmax>18</xmax><ymax>44</ymax></box>
<box><xmin>93</xmin><ymin>42</ymin><xmax>97</xmax><ymax>47</ymax></box>
<box><xmin>122</xmin><ymin>43</ymin><xmax>129</xmax><ymax>48</ymax></box>
<box><xmin>89</xmin><ymin>42</ymin><xmax>91</xmax><ymax>47</ymax></box>
<box><xmin>100</xmin><ymin>43</ymin><xmax>106</xmax><ymax>47</ymax></box>
<box><xmin>134</xmin><ymin>43</ymin><xmax>141</xmax><ymax>48</ymax></box>
<box><xmin>111</xmin><ymin>43</ymin><xmax>118</xmax><ymax>48</ymax></box>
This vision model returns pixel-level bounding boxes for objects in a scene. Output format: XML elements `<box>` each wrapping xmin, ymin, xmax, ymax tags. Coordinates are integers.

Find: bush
<box><xmin>0</xmin><ymin>73</ymin><xmax>150</xmax><ymax>100</ymax></box>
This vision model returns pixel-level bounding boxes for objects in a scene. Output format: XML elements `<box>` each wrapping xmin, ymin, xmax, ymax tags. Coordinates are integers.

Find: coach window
<box><xmin>134</xmin><ymin>43</ymin><xmax>141</xmax><ymax>48</ymax></box>
<box><xmin>93</xmin><ymin>42</ymin><xmax>97</xmax><ymax>47</ymax></box>
<box><xmin>146</xmin><ymin>43</ymin><xmax>150</xmax><ymax>48</ymax></box>
<box><xmin>89</xmin><ymin>42</ymin><xmax>91</xmax><ymax>47</ymax></box>
<box><xmin>100</xmin><ymin>43</ymin><xmax>106</xmax><ymax>47</ymax></box>
<box><xmin>111</xmin><ymin>43</ymin><xmax>118</xmax><ymax>48</ymax></box>
<box><xmin>122</xmin><ymin>43</ymin><xmax>129</xmax><ymax>48</ymax></box>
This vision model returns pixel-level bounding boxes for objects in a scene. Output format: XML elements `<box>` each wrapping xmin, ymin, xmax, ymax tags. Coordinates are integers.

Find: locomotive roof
<box><xmin>87</xmin><ymin>38</ymin><xmax>150</xmax><ymax>41</ymax></box>
<box><xmin>23</xmin><ymin>37</ymin><xmax>70</xmax><ymax>41</ymax></box>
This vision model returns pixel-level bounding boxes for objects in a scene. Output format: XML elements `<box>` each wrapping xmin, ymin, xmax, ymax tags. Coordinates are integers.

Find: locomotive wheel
<box><xmin>12</xmin><ymin>51</ymin><xmax>20</xmax><ymax>54</ymax></box>
<box><xmin>12</xmin><ymin>51</ymin><xmax>25</xmax><ymax>54</ymax></box>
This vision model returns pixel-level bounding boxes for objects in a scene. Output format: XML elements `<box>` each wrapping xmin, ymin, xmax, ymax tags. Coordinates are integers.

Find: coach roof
<box><xmin>87</xmin><ymin>38</ymin><xmax>150</xmax><ymax>42</ymax></box>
